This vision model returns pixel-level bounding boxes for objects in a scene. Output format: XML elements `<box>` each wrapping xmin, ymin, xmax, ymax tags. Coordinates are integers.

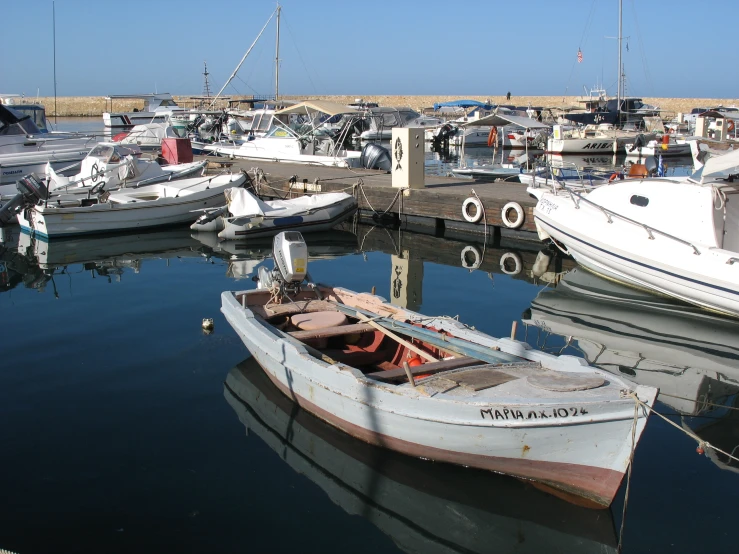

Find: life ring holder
<box><xmin>487</xmin><ymin>126</ymin><xmax>498</xmax><ymax>148</ymax></box>
<box><xmin>461</xmin><ymin>245</ymin><xmax>482</xmax><ymax>270</ymax></box>
<box><xmin>501</xmin><ymin>201</ymin><xmax>524</xmax><ymax>229</ymax></box>
<box><xmin>500</xmin><ymin>252</ymin><xmax>522</xmax><ymax>275</ymax></box>
<box><xmin>462</xmin><ymin>197</ymin><xmax>484</xmax><ymax>223</ymax></box>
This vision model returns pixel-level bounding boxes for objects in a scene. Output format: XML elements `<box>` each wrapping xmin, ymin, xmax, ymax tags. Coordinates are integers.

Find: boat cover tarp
<box><xmin>227</xmin><ymin>188</ymin><xmax>353</xmax><ymax>218</ymax></box>
<box><xmin>461</xmin><ymin>112</ymin><xmax>549</xmax><ymax>129</ymax></box>
<box><xmin>275</xmin><ymin>101</ymin><xmax>359</xmax><ymax>117</ymax></box>
<box><xmin>433</xmin><ymin>100</ymin><xmax>494</xmax><ymax>110</ymax></box>
<box><xmin>701</xmin><ymin>148</ymin><xmax>739</xmax><ymax>183</ymax></box>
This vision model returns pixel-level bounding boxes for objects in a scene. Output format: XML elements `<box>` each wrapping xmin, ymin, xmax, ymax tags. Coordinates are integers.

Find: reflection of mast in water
<box><xmin>224</xmin><ymin>358</ymin><xmax>618</xmax><ymax>554</ymax></box>
<box><xmin>523</xmin><ymin>267</ymin><xmax>739</xmax><ymax>472</ymax></box>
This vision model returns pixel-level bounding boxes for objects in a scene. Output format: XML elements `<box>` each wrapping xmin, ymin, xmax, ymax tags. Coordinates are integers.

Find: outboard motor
<box><xmin>360</xmin><ymin>143</ymin><xmax>392</xmax><ymax>172</ymax></box>
<box><xmin>0</xmin><ymin>174</ymin><xmax>48</xmax><ymax>226</ymax></box>
<box><xmin>256</xmin><ymin>231</ymin><xmax>309</xmax><ymax>295</ymax></box>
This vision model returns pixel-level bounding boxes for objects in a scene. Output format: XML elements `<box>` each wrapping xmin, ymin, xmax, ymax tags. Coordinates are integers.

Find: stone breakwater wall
<box><xmin>13</xmin><ymin>95</ymin><xmax>739</xmax><ymax>117</ymax></box>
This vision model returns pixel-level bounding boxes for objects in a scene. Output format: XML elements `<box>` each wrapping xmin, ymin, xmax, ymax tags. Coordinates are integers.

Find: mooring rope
<box><xmin>629</xmin><ymin>392</ymin><xmax>739</xmax><ymax>465</ymax></box>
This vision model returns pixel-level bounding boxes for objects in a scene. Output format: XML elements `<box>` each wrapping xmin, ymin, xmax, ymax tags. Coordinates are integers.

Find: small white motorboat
<box><xmin>47</xmin><ymin>143</ymin><xmax>206</xmax><ymax>195</ymax></box>
<box><xmin>102</xmin><ymin>93</ymin><xmax>187</xmax><ymax>128</ymax></box>
<box><xmin>191</xmin><ymin>187</ymin><xmax>357</xmax><ymax>240</ymax></box>
<box><xmin>10</xmin><ymin>172</ymin><xmax>246</xmax><ymax>239</ymax></box>
<box><xmin>529</xmin><ymin>149</ymin><xmax>739</xmax><ymax>317</ymax></box>
<box><xmin>221</xmin><ymin>231</ymin><xmax>657</xmax><ymax>508</ymax></box>
<box><xmin>624</xmin><ymin>134</ymin><xmax>693</xmax><ymax>157</ymax></box>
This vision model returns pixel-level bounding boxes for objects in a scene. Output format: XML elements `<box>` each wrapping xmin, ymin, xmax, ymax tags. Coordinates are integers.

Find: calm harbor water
<box><xmin>1</xmin><ymin>218</ymin><xmax>737</xmax><ymax>554</ymax></box>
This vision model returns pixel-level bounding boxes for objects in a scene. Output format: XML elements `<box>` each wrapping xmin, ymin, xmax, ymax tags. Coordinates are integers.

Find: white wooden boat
<box><xmin>624</xmin><ymin>135</ymin><xmax>692</xmax><ymax>157</ymax></box>
<box><xmin>191</xmin><ymin>188</ymin><xmax>357</xmax><ymax>240</ymax></box>
<box><xmin>224</xmin><ymin>357</ymin><xmax>619</xmax><ymax>553</ymax></box>
<box><xmin>529</xmin><ymin>149</ymin><xmax>739</xmax><ymax>317</ymax></box>
<box><xmin>15</xmin><ymin>172</ymin><xmax>247</xmax><ymax>239</ymax></box>
<box><xmin>221</xmin><ymin>232</ymin><xmax>657</xmax><ymax>507</ymax></box>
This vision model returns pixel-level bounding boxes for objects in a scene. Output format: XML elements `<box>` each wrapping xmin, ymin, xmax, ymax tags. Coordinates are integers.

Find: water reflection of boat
<box><xmin>224</xmin><ymin>357</ymin><xmax>618</xmax><ymax>554</ymax></box>
<box><xmin>523</xmin><ymin>268</ymin><xmax>739</xmax><ymax>472</ymax></box>
<box><xmin>2</xmin><ymin>229</ymin><xmax>205</xmax><ymax>294</ymax></box>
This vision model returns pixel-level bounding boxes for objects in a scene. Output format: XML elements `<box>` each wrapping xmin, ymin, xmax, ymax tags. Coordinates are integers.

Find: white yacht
<box><xmin>529</xmin><ymin>149</ymin><xmax>739</xmax><ymax>317</ymax></box>
<box><xmin>0</xmin><ymin>104</ymin><xmax>99</xmax><ymax>193</ymax></box>
<box><xmin>359</xmin><ymin>107</ymin><xmax>442</xmax><ymax>141</ymax></box>
<box><xmin>204</xmin><ymin>101</ymin><xmax>363</xmax><ymax>168</ymax></box>
<box><xmin>102</xmin><ymin>93</ymin><xmax>186</xmax><ymax>128</ymax></box>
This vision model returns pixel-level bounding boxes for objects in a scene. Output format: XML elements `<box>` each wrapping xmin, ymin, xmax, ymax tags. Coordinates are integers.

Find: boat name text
<box><xmin>480</xmin><ymin>406</ymin><xmax>589</xmax><ymax>420</ymax></box>
<box><xmin>539</xmin><ymin>198</ymin><xmax>559</xmax><ymax>214</ymax></box>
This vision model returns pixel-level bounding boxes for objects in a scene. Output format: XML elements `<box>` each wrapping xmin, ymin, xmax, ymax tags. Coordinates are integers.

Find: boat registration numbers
<box><xmin>538</xmin><ymin>198</ymin><xmax>559</xmax><ymax>215</ymax></box>
<box><xmin>480</xmin><ymin>406</ymin><xmax>589</xmax><ymax>420</ymax></box>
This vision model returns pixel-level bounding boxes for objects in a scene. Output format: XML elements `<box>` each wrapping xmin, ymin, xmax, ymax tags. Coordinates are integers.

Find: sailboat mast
<box><xmin>275</xmin><ymin>4</ymin><xmax>281</xmax><ymax>100</ymax></box>
<box><xmin>616</xmin><ymin>0</ymin><xmax>622</xmax><ymax>115</ymax></box>
<box><xmin>53</xmin><ymin>1</ymin><xmax>57</xmax><ymax>126</ymax></box>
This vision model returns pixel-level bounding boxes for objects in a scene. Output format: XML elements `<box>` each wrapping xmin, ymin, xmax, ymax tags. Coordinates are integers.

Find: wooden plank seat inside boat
<box><xmin>366</xmin><ymin>356</ymin><xmax>483</xmax><ymax>383</ymax></box>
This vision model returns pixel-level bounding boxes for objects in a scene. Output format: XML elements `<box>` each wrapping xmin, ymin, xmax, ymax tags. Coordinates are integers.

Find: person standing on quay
<box><xmin>506</xmin><ymin>91</ymin><xmax>511</xmax><ymax>101</ymax></box>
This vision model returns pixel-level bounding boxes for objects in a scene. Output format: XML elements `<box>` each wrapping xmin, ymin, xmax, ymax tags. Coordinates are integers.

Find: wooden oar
<box><xmin>353</xmin><ymin>312</ymin><xmax>438</xmax><ymax>363</ymax></box>
<box><xmin>331</xmin><ymin>301</ymin><xmax>520</xmax><ymax>365</ymax></box>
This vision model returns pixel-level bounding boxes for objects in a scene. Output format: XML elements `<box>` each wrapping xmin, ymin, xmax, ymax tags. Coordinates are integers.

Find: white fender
<box><xmin>461</xmin><ymin>245</ymin><xmax>481</xmax><ymax>270</ymax></box>
<box><xmin>500</xmin><ymin>252</ymin><xmax>522</xmax><ymax>275</ymax></box>
<box><xmin>501</xmin><ymin>201</ymin><xmax>524</xmax><ymax>229</ymax></box>
<box><xmin>462</xmin><ymin>197</ymin><xmax>483</xmax><ymax>223</ymax></box>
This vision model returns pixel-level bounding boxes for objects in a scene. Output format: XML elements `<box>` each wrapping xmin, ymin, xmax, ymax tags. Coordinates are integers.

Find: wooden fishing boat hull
<box><xmin>222</xmin><ymin>288</ymin><xmax>657</xmax><ymax>507</ymax></box>
<box><xmin>224</xmin><ymin>359</ymin><xmax>619</xmax><ymax>553</ymax></box>
<box><xmin>17</xmin><ymin>174</ymin><xmax>246</xmax><ymax>239</ymax></box>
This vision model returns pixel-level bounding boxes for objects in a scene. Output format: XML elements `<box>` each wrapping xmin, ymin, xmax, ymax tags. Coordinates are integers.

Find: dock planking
<box><xmin>198</xmin><ymin>156</ymin><xmax>539</xmax><ymax>239</ymax></box>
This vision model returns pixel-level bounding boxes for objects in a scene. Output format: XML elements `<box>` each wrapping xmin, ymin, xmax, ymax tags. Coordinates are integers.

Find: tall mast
<box><xmin>616</xmin><ymin>0</ymin><xmax>622</xmax><ymax>114</ymax></box>
<box><xmin>52</xmin><ymin>1</ymin><xmax>57</xmax><ymax>126</ymax></box>
<box><xmin>275</xmin><ymin>4</ymin><xmax>281</xmax><ymax>100</ymax></box>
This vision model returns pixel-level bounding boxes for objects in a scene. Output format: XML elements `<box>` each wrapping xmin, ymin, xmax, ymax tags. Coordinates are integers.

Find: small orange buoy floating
<box><xmin>408</xmin><ymin>356</ymin><xmax>424</xmax><ymax>367</ymax></box>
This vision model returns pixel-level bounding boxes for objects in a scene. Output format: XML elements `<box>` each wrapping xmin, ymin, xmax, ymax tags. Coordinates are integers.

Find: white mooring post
<box><xmin>391</xmin><ymin>127</ymin><xmax>425</xmax><ymax>189</ymax></box>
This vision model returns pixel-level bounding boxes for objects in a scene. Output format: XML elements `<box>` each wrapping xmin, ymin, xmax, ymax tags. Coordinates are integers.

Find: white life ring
<box><xmin>462</xmin><ymin>197</ymin><xmax>483</xmax><ymax>223</ymax></box>
<box><xmin>501</xmin><ymin>201</ymin><xmax>524</xmax><ymax>229</ymax></box>
<box><xmin>461</xmin><ymin>245</ymin><xmax>481</xmax><ymax>270</ymax></box>
<box><xmin>500</xmin><ymin>252</ymin><xmax>522</xmax><ymax>275</ymax></box>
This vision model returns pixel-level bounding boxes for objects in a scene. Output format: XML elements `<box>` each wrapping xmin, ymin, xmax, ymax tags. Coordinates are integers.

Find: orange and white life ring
<box><xmin>728</xmin><ymin>120</ymin><xmax>735</xmax><ymax>133</ymax></box>
<box><xmin>668</xmin><ymin>128</ymin><xmax>675</xmax><ymax>134</ymax></box>
<box><xmin>487</xmin><ymin>126</ymin><xmax>498</xmax><ymax>148</ymax></box>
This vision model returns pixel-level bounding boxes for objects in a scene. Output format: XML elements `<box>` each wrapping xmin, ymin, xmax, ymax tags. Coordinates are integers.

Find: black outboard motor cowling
<box><xmin>360</xmin><ymin>143</ymin><xmax>392</xmax><ymax>172</ymax></box>
<box><xmin>0</xmin><ymin>174</ymin><xmax>49</xmax><ymax>226</ymax></box>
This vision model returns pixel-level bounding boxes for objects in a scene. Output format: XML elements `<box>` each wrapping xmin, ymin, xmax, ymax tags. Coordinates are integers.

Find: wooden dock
<box><xmin>198</xmin><ymin>156</ymin><xmax>540</xmax><ymax>241</ymax></box>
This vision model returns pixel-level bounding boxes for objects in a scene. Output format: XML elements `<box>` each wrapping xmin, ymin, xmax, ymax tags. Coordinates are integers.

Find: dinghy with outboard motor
<box><xmin>221</xmin><ymin>231</ymin><xmax>658</xmax><ymax>508</ymax></box>
<box><xmin>191</xmin><ymin>187</ymin><xmax>357</xmax><ymax>240</ymax></box>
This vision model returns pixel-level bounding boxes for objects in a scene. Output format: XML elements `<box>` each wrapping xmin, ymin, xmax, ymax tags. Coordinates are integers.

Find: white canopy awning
<box><xmin>701</xmin><ymin>148</ymin><xmax>739</xmax><ymax>183</ymax></box>
<box><xmin>275</xmin><ymin>100</ymin><xmax>359</xmax><ymax>117</ymax></box>
<box><xmin>461</xmin><ymin>112</ymin><xmax>549</xmax><ymax>129</ymax></box>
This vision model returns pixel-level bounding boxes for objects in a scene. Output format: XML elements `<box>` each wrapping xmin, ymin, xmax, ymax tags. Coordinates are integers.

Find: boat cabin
<box><xmin>0</xmin><ymin>104</ymin><xmax>43</xmax><ymax>136</ymax></box>
<box><xmin>104</xmin><ymin>93</ymin><xmax>184</xmax><ymax>114</ymax></box>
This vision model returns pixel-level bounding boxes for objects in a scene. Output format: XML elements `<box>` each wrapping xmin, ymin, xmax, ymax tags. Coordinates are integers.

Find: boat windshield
<box><xmin>9</xmin><ymin>106</ymin><xmax>49</xmax><ymax>133</ymax></box>
<box><xmin>399</xmin><ymin>110</ymin><xmax>420</xmax><ymax>123</ymax></box>
<box><xmin>87</xmin><ymin>144</ymin><xmax>116</xmax><ymax>162</ymax></box>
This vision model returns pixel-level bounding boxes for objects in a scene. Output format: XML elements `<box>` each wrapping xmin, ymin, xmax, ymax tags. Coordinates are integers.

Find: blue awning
<box><xmin>433</xmin><ymin>100</ymin><xmax>494</xmax><ymax>111</ymax></box>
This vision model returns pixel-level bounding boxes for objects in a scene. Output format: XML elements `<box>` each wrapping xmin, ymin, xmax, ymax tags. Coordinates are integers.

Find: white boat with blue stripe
<box><xmin>528</xmin><ymin>149</ymin><xmax>739</xmax><ymax>317</ymax></box>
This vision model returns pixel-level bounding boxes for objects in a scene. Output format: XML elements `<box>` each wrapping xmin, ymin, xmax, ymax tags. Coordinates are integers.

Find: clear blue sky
<box><xmin>1</xmin><ymin>0</ymin><xmax>736</xmax><ymax>99</ymax></box>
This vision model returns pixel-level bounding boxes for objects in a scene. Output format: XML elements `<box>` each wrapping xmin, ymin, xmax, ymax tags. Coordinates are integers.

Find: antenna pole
<box><xmin>53</xmin><ymin>1</ymin><xmax>58</xmax><ymax>126</ymax></box>
<box><xmin>275</xmin><ymin>4</ymin><xmax>281</xmax><ymax>100</ymax></box>
<box><xmin>617</xmin><ymin>0</ymin><xmax>622</xmax><ymax>119</ymax></box>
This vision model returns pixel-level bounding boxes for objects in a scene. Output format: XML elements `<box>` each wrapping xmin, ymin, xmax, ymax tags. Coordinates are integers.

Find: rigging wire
<box><xmin>629</xmin><ymin>0</ymin><xmax>656</xmax><ymax>96</ymax></box>
<box><xmin>281</xmin><ymin>14</ymin><xmax>320</xmax><ymax>95</ymax></box>
<box><xmin>563</xmin><ymin>0</ymin><xmax>598</xmax><ymax>98</ymax></box>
